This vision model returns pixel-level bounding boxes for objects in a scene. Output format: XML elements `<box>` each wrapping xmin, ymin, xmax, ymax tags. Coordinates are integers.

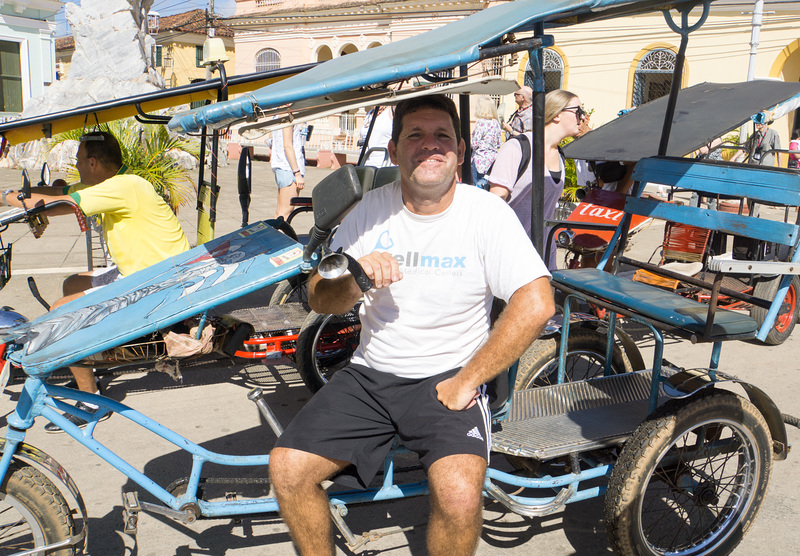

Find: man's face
<box><xmin>75</xmin><ymin>144</ymin><xmax>98</xmax><ymax>185</ymax></box>
<box><xmin>388</xmin><ymin>107</ymin><xmax>465</xmax><ymax>204</ymax></box>
<box><xmin>514</xmin><ymin>90</ymin><xmax>525</xmax><ymax>107</ymax></box>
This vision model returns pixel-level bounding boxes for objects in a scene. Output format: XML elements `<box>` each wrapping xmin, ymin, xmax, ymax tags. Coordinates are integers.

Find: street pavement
<box><xmin>1</xmin><ymin>161</ymin><xmax>799</xmax><ymax>555</ymax></box>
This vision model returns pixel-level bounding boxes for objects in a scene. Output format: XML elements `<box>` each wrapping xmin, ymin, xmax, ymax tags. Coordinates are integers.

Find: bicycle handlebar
<box><xmin>0</xmin><ymin>200</ymin><xmax>88</xmax><ymax>233</ymax></box>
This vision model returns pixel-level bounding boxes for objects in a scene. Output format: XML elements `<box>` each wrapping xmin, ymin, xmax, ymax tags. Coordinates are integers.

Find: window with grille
<box><xmin>255</xmin><ymin>48</ymin><xmax>281</xmax><ymax>73</ymax></box>
<box><xmin>195</xmin><ymin>45</ymin><xmax>203</xmax><ymax>67</ymax></box>
<box><xmin>632</xmin><ymin>49</ymin><xmax>675</xmax><ymax>107</ymax></box>
<box><xmin>543</xmin><ymin>49</ymin><xmax>564</xmax><ymax>92</ymax></box>
<box><xmin>154</xmin><ymin>45</ymin><xmax>162</xmax><ymax>67</ymax></box>
<box><xmin>523</xmin><ymin>49</ymin><xmax>563</xmax><ymax>93</ymax></box>
<box><xmin>0</xmin><ymin>41</ymin><xmax>22</xmax><ymax>113</ymax></box>
<box><xmin>256</xmin><ymin>0</ymin><xmax>283</xmax><ymax>7</ymax></box>
<box><xmin>480</xmin><ymin>56</ymin><xmax>504</xmax><ymax>105</ymax></box>
<box><xmin>481</xmin><ymin>56</ymin><xmax>503</xmax><ymax>77</ymax></box>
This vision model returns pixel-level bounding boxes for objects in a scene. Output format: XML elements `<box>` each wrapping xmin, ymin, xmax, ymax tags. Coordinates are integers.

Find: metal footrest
<box><xmin>223</xmin><ymin>302</ymin><xmax>308</xmax><ymax>333</ymax></box>
<box><xmin>492</xmin><ymin>370</ymin><xmax>665</xmax><ymax>461</ymax></box>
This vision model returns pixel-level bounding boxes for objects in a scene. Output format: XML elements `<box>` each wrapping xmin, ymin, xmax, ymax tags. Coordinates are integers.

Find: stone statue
<box><xmin>8</xmin><ymin>0</ymin><xmax>166</xmax><ymax>169</ymax></box>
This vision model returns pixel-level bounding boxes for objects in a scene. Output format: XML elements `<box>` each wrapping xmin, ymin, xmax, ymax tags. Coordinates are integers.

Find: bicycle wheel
<box><xmin>514</xmin><ymin>328</ymin><xmax>635</xmax><ymax>390</ymax></box>
<box><xmin>749</xmin><ymin>275</ymin><xmax>799</xmax><ymax>345</ymax></box>
<box><xmin>268</xmin><ymin>277</ymin><xmax>310</xmax><ymax>310</ymax></box>
<box><xmin>0</xmin><ymin>461</ymin><xmax>75</xmax><ymax>556</ymax></box>
<box><xmin>295</xmin><ymin>307</ymin><xmax>361</xmax><ymax>393</ymax></box>
<box><xmin>605</xmin><ymin>392</ymin><xmax>772</xmax><ymax>556</ymax></box>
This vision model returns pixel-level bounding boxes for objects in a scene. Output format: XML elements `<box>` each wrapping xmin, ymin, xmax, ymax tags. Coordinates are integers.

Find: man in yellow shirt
<box><xmin>2</xmin><ymin>131</ymin><xmax>190</xmax><ymax>431</ymax></box>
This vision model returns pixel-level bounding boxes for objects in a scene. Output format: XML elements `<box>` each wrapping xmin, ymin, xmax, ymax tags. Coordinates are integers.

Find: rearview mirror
<box><xmin>312</xmin><ymin>164</ymin><xmax>362</xmax><ymax>231</ymax></box>
<box><xmin>21</xmin><ymin>169</ymin><xmax>31</xmax><ymax>199</ymax></box>
<box><xmin>39</xmin><ymin>163</ymin><xmax>50</xmax><ymax>187</ymax></box>
<box><xmin>303</xmin><ymin>165</ymin><xmax>363</xmax><ymax>262</ymax></box>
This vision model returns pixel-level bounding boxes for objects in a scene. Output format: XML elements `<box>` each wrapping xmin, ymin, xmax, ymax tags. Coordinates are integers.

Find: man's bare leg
<box><xmin>62</xmin><ymin>273</ymin><xmax>94</xmax><ymax>297</ymax></box>
<box><xmin>270</xmin><ymin>447</ymin><xmax>349</xmax><ymax>556</ymax></box>
<box><xmin>426</xmin><ymin>454</ymin><xmax>487</xmax><ymax>556</ymax></box>
<box><xmin>51</xmin><ymin>285</ymin><xmax>99</xmax><ymax>395</ymax></box>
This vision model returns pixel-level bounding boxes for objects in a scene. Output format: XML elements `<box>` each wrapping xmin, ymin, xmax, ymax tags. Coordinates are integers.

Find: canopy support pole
<box><xmin>529</xmin><ymin>22</ymin><xmax>546</xmax><ymax>258</ymax></box>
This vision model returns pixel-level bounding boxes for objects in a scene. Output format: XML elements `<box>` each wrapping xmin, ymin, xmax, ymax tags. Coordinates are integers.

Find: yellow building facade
<box><xmin>227</xmin><ymin>0</ymin><xmax>800</xmax><ymax>158</ymax></box>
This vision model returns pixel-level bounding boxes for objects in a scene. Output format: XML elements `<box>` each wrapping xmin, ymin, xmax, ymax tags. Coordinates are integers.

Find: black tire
<box><xmin>295</xmin><ymin>307</ymin><xmax>361</xmax><ymax>393</ymax></box>
<box><xmin>605</xmin><ymin>392</ymin><xmax>772</xmax><ymax>556</ymax></box>
<box><xmin>749</xmin><ymin>275</ymin><xmax>799</xmax><ymax>345</ymax></box>
<box><xmin>0</xmin><ymin>461</ymin><xmax>75</xmax><ymax>555</ymax></box>
<box><xmin>268</xmin><ymin>277</ymin><xmax>310</xmax><ymax>310</ymax></box>
<box><xmin>514</xmin><ymin>327</ymin><xmax>635</xmax><ymax>390</ymax></box>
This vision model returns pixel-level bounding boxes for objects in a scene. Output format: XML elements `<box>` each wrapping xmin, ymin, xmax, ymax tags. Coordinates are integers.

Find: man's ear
<box><xmin>457</xmin><ymin>138</ymin><xmax>466</xmax><ymax>165</ymax></box>
<box><xmin>388</xmin><ymin>139</ymin><xmax>397</xmax><ymax>165</ymax></box>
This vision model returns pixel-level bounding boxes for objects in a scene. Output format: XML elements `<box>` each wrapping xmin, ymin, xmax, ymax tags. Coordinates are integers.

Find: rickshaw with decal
<box><xmin>1</xmin><ymin>1</ymin><xmax>798</xmax><ymax>555</ymax></box>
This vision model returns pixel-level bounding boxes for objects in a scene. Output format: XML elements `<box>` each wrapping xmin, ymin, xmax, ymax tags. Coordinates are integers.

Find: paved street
<box><xmin>1</xmin><ymin>160</ymin><xmax>799</xmax><ymax>555</ymax></box>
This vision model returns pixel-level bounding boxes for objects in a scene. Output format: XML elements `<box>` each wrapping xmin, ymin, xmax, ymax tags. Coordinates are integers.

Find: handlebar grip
<box><xmin>352</xmin><ymin>270</ymin><xmax>373</xmax><ymax>293</ymax></box>
<box><xmin>72</xmin><ymin>204</ymin><xmax>88</xmax><ymax>232</ymax></box>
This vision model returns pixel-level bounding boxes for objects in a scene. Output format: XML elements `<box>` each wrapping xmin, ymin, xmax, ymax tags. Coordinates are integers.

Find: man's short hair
<box><xmin>391</xmin><ymin>95</ymin><xmax>461</xmax><ymax>145</ymax></box>
<box><xmin>80</xmin><ymin>131</ymin><xmax>123</xmax><ymax>170</ymax></box>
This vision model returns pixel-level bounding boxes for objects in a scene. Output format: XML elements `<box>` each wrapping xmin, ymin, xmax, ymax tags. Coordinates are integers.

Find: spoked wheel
<box><xmin>605</xmin><ymin>392</ymin><xmax>772</xmax><ymax>556</ymax></box>
<box><xmin>0</xmin><ymin>461</ymin><xmax>76</xmax><ymax>555</ymax></box>
<box><xmin>295</xmin><ymin>306</ymin><xmax>361</xmax><ymax>393</ymax></box>
<box><xmin>514</xmin><ymin>327</ymin><xmax>637</xmax><ymax>389</ymax></box>
<box><xmin>269</xmin><ymin>276</ymin><xmax>310</xmax><ymax>310</ymax></box>
<box><xmin>750</xmin><ymin>275</ymin><xmax>800</xmax><ymax>345</ymax></box>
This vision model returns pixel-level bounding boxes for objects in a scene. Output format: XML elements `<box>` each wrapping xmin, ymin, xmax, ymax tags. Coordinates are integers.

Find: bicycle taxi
<box><xmin>2</xmin><ymin>0</ymin><xmax>798</xmax><ymax>554</ymax></box>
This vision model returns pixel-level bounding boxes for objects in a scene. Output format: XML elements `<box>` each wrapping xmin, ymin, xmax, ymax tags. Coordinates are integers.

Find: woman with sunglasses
<box><xmin>488</xmin><ymin>89</ymin><xmax>585</xmax><ymax>269</ymax></box>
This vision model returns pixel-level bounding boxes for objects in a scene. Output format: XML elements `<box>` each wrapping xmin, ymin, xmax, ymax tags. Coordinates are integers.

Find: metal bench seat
<box><xmin>492</xmin><ymin>369</ymin><xmax>667</xmax><ymax>460</ymax></box>
<box><xmin>552</xmin><ymin>268</ymin><xmax>758</xmax><ymax>341</ymax></box>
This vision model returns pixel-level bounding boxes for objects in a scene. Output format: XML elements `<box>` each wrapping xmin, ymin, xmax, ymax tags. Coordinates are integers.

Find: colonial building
<box><xmin>148</xmin><ymin>9</ymin><xmax>235</xmax><ymax>89</ymax></box>
<box><xmin>0</xmin><ymin>0</ymin><xmax>61</xmax><ymax>119</ymax></box>
<box><xmin>223</xmin><ymin>0</ymin><xmax>800</xmax><ymax>159</ymax></box>
<box><xmin>57</xmin><ymin>9</ymin><xmax>235</xmax><ymax>90</ymax></box>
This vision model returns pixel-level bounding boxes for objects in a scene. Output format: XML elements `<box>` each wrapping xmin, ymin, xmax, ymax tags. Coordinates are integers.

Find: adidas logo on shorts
<box><xmin>467</xmin><ymin>426</ymin><xmax>484</xmax><ymax>441</ymax></box>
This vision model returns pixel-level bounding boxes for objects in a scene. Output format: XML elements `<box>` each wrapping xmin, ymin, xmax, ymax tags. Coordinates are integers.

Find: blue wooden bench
<box><xmin>551</xmin><ymin>156</ymin><xmax>800</xmax><ymax>348</ymax></box>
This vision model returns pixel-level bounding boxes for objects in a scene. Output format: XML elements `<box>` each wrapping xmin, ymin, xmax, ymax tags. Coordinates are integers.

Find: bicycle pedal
<box><xmin>121</xmin><ymin>490</ymin><xmax>140</xmax><ymax>535</ymax></box>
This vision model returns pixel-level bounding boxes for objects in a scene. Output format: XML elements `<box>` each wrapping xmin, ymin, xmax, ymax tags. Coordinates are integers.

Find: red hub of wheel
<box><xmin>775</xmin><ymin>282</ymin><xmax>797</xmax><ymax>333</ymax></box>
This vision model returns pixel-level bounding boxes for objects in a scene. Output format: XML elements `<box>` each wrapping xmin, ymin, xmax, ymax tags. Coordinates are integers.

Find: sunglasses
<box><xmin>561</xmin><ymin>106</ymin><xmax>586</xmax><ymax>120</ymax></box>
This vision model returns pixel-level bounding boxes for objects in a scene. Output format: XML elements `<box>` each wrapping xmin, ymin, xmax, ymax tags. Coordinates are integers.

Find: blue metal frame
<box><xmin>1</xmin><ymin>376</ymin><xmax>618</xmax><ymax>522</ymax></box>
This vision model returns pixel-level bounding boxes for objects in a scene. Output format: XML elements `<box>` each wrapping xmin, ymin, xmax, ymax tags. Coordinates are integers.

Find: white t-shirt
<box><xmin>331</xmin><ymin>181</ymin><xmax>550</xmax><ymax>379</ymax></box>
<box><xmin>363</xmin><ymin>107</ymin><xmax>393</xmax><ymax>167</ymax></box>
<box><xmin>271</xmin><ymin>125</ymin><xmax>305</xmax><ymax>174</ymax></box>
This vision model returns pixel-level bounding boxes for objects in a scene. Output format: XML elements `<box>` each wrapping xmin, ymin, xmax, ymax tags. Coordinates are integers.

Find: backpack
<box><xmin>487</xmin><ymin>133</ymin><xmax>531</xmax><ymax>183</ymax></box>
<box><xmin>487</xmin><ymin>134</ymin><xmax>566</xmax><ymax>184</ymax></box>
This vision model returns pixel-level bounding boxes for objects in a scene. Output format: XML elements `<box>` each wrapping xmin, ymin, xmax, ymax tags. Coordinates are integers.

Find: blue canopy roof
<box><xmin>169</xmin><ymin>0</ymin><xmax>691</xmax><ymax>133</ymax></box>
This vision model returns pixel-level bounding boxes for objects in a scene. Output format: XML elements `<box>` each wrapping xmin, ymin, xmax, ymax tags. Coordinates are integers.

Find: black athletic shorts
<box><xmin>275</xmin><ymin>364</ymin><xmax>491</xmax><ymax>488</ymax></box>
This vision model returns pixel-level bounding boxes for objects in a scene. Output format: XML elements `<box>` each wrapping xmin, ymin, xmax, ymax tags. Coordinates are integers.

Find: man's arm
<box><xmin>436</xmin><ymin>276</ymin><xmax>555</xmax><ymax>410</ymax></box>
<box><xmin>488</xmin><ymin>183</ymin><xmax>510</xmax><ymax>200</ymax></box>
<box><xmin>2</xmin><ymin>189</ymin><xmax>78</xmax><ymax>216</ymax></box>
<box><xmin>308</xmin><ymin>250</ymin><xmax>402</xmax><ymax>315</ymax></box>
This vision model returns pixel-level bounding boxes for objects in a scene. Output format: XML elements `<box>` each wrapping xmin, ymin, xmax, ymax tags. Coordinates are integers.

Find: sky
<box><xmin>55</xmin><ymin>0</ymin><xmax>238</xmax><ymax>36</ymax></box>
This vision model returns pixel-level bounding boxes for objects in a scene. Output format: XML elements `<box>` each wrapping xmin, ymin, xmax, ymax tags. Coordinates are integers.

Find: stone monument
<box><xmin>7</xmin><ymin>0</ymin><xmax>165</xmax><ymax>169</ymax></box>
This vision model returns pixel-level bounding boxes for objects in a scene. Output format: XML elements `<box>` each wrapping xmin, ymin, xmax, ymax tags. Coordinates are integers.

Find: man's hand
<box><xmin>436</xmin><ymin>375</ymin><xmax>479</xmax><ymax>411</ymax></box>
<box><xmin>358</xmin><ymin>251</ymin><xmax>402</xmax><ymax>289</ymax></box>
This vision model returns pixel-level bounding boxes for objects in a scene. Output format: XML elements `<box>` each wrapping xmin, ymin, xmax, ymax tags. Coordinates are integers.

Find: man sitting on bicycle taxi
<box><xmin>269</xmin><ymin>95</ymin><xmax>555</xmax><ymax>556</ymax></box>
<box><xmin>2</xmin><ymin>131</ymin><xmax>190</xmax><ymax>432</ymax></box>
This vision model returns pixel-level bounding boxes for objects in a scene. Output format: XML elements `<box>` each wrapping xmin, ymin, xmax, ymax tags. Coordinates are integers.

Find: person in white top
<box><xmin>269</xmin><ymin>95</ymin><xmax>554</xmax><ymax>556</ymax></box>
<box><xmin>270</xmin><ymin>124</ymin><xmax>305</xmax><ymax>219</ymax></box>
<box><xmin>361</xmin><ymin>105</ymin><xmax>394</xmax><ymax>167</ymax></box>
